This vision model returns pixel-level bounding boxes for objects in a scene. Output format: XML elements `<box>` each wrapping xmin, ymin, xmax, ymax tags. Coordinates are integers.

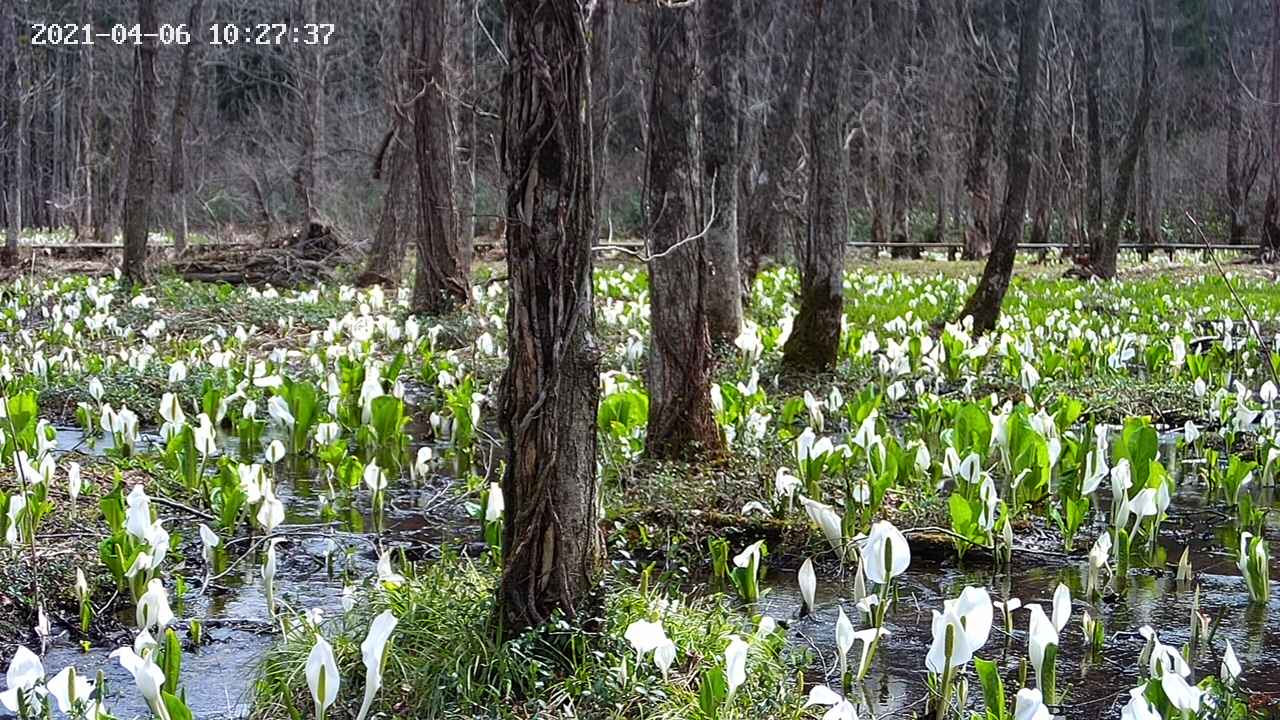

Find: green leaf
<box><xmin>974</xmin><ymin>657</ymin><xmax>1006</xmax><ymax>720</ymax></box>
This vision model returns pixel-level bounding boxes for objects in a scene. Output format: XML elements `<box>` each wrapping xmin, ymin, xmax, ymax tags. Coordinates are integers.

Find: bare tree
<box><xmin>497</xmin><ymin>0</ymin><xmax>603</xmax><ymax>637</ymax></box>
<box><xmin>412</xmin><ymin>0</ymin><xmax>469</xmax><ymax>314</ymax></box>
<box><xmin>590</xmin><ymin>0</ymin><xmax>612</xmax><ymax>217</ymax></box>
<box><xmin>1085</xmin><ymin>0</ymin><xmax>1103</xmax><ymax>240</ymax></box>
<box><xmin>741</xmin><ymin>11</ymin><xmax>811</xmax><ymax>290</ymax></box>
<box><xmin>121</xmin><ymin>0</ymin><xmax>160</xmax><ymax>286</ymax></box>
<box><xmin>167</xmin><ymin>0</ymin><xmax>205</xmax><ymax>255</ymax></box>
<box><xmin>293</xmin><ymin>0</ymin><xmax>325</xmax><ymax>236</ymax></box>
<box><xmin>781</xmin><ymin>0</ymin><xmax>853</xmax><ymax>371</ymax></box>
<box><xmin>962</xmin><ymin>0</ymin><xmax>1001</xmax><ymax>261</ymax></box>
<box><xmin>701</xmin><ymin>0</ymin><xmax>743</xmax><ymax>343</ymax></box>
<box><xmin>644</xmin><ymin>0</ymin><xmax>722</xmax><ymax>460</ymax></box>
<box><xmin>1089</xmin><ymin>0</ymin><xmax>1154</xmax><ymax>280</ymax></box>
<box><xmin>360</xmin><ymin>0</ymin><xmax>416</xmax><ymax>287</ymax></box>
<box><xmin>2</xmin><ymin>0</ymin><xmax>23</xmax><ymax>264</ymax></box>
<box><xmin>958</xmin><ymin>0</ymin><xmax>1046</xmax><ymax>333</ymax></box>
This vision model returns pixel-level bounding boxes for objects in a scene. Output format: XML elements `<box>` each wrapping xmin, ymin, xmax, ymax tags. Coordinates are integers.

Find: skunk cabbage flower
<box><xmin>804</xmin><ymin>685</ymin><xmax>859</xmax><ymax>720</ymax></box>
<box><xmin>0</xmin><ymin>646</ymin><xmax>44</xmax><ymax>712</ymax></box>
<box><xmin>306</xmin><ymin>636</ymin><xmax>341</xmax><ymax>720</ymax></box>
<box><xmin>1013</xmin><ymin>687</ymin><xmax>1051</xmax><ymax>720</ymax></box>
<box><xmin>355</xmin><ymin>610</ymin><xmax>399</xmax><ymax>720</ymax></box>
<box><xmin>47</xmin><ymin>665</ymin><xmax>93</xmax><ymax>714</ymax></box>
<box><xmin>798</xmin><ymin>559</ymin><xmax>817</xmax><ymax>615</ymax></box>
<box><xmin>724</xmin><ymin>635</ymin><xmax>749</xmax><ymax>697</ymax></box>
<box><xmin>860</xmin><ymin>521</ymin><xmax>910</xmax><ymax>585</ymax></box>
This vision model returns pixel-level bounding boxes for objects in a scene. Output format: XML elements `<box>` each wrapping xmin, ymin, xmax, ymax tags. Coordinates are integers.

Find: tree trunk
<box><xmin>741</xmin><ymin>12</ymin><xmax>811</xmax><ymax>289</ymax></box>
<box><xmin>168</xmin><ymin>0</ymin><xmax>204</xmax><ymax>255</ymax></box>
<box><xmin>1085</xmin><ymin>0</ymin><xmax>1103</xmax><ymax>240</ymax></box>
<box><xmin>498</xmin><ymin>0</ymin><xmax>602</xmax><ymax>637</ymax></box>
<box><xmin>701</xmin><ymin>0</ymin><xmax>743</xmax><ymax>343</ymax></box>
<box><xmin>782</xmin><ymin>0</ymin><xmax>853</xmax><ymax>372</ymax></box>
<box><xmin>590</xmin><ymin>0</ymin><xmax>612</xmax><ymax>223</ymax></box>
<box><xmin>963</xmin><ymin>0</ymin><xmax>999</xmax><ymax>260</ymax></box>
<box><xmin>1226</xmin><ymin>82</ymin><xmax>1245</xmax><ymax>245</ymax></box>
<box><xmin>644</xmin><ymin>1</ymin><xmax>723</xmax><ymax>460</ymax></box>
<box><xmin>958</xmin><ymin>0</ymin><xmax>1045</xmax><ymax>334</ymax></box>
<box><xmin>449</xmin><ymin>0</ymin><xmax>476</xmax><ymax>249</ymax></box>
<box><xmin>1263</xmin><ymin>0</ymin><xmax>1280</xmax><ymax>255</ymax></box>
<box><xmin>1092</xmin><ymin>0</ymin><xmax>1154</xmax><ymax>280</ymax></box>
<box><xmin>121</xmin><ymin>0</ymin><xmax>160</xmax><ymax>287</ymax></box>
<box><xmin>293</xmin><ymin>0</ymin><xmax>323</xmax><ymax>235</ymax></box>
<box><xmin>3</xmin><ymin>0</ymin><xmax>22</xmax><ymax>264</ymax></box>
<box><xmin>359</xmin><ymin>136</ymin><xmax>413</xmax><ymax>286</ymax></box>
<box><xmin>412</xmin><ymin>0</ymin><xmax>468</xmax><ymax>314</ymax></box>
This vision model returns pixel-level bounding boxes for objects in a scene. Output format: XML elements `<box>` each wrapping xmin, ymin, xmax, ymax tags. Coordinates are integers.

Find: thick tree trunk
<box><xmin>498</xmin><ymin>0</ymin><xmax>602</xmax><ymax>637</ymax></box>
<box><xmin>168</xmin><ymin>0</ymin><xmax>204</xmax><ymax>255</ymax></box>
<box><xmin>121</xmin><ymin>0</ymin><xmax>159</xmax><ymax>287</ymax></box>
<box><xmin>741</xmin><ymin>12</ymin><xmax>811</xmax><ymax>289</ymax></box>
<box><xmin>412</xmin><ymin>0</ymin><xmax>468</xmax><ymax>314</ymax></box>
<box><xmin>958</xmin><ymin>0</ymin><xmax>1045</xmax><ymax>334</ymax></box>
<box><xmin>701</xmin><ymin>0</ymin><xmax>743</xmax><ymax>343</ymax></box>
<box><xmin>782</xmin><ymin>0</ymin><xmax>853</xmax><ymax>372</ymax></box>
<box><xmin>1092</xmin><ymin>0</ymin><xmax>1154</xmax><ymax>280</ymax></box>
<box><xmin>644</xmin><ymin>1</ymin><xmax>723</xmax><ymax>460</ymax></box>
<box><xmin>1085</xmin><ymin>0</ymin><xmax>1103</xmax><ymax>240</ymax></box>
<box><xmin>359</xmin><ymin>136</ymin><xmax>413</xmax><ymax>286</ymax></box>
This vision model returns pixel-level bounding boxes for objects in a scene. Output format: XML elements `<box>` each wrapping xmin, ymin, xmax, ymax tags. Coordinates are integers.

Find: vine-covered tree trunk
<box><xmin>121</xmin><ymin>0</ymin><xmax>159</xmax><ymax>287</ymax></box>
<box><xmin>498</xmin><ymin>0</ymin><xmax>602</xmax><ymax>637</ymax></box>
<box><xmin>1092</xmin><ymin>0</ymin><xmax>1154</xmax><ymax>280</ymax></box>
<box><xmin>782</xmin><ymin>0</ymin><xmax>853</xmax><ymax>372</ymax></box>
<box><xmin>167</xmin><ymin>0</ymin><xmax>204</xmax><ymax>255</ymax></box>
<box><xmin>412</xmin><ymin>0</ymin><xmax>468</xmax><ymax>314</ymax></box>
<box><xmin>741</xmin><ymin>11</ymin><xmax>811</xmax><ymax>290</ymax></box>
<box><xmin>645</xmin><ymin>1</ymin><xmax>723</xmax><ymax>460</ymax></box>
<box><xmin>958</xmin><ymin>0</ymin><xmax>1045</xmax><ymax>334</ymax></box>
<box><xmin>701</xmin><ymin>0</ymin><xmax>743</xmax><ymax>343</ymax></box>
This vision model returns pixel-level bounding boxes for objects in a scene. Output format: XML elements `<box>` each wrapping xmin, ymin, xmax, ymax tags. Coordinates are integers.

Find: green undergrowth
<box><xmin>252</xmin><ymin>555</ymin><xmax>810</xmax><ymax>720</ymax></box>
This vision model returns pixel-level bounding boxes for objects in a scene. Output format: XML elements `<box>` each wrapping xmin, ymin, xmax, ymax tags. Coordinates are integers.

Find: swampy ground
<box><xmin>2</xmin><ymin>254</ymin><xmax>1279</xmax><ymax>720</ymax></box>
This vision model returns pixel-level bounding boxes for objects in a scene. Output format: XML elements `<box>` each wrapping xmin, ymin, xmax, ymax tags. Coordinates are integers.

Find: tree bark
<box><xmin>121</xmin><ymin>0</ymin><xmax>160</xmax><ymax>287</ymax></box>
<box><xmin>741</xmin><ymin>12</ymin><xmax>811</xmax><ymax>289</ymax></box>
<box><xmin>644</xmin><ymin>0</ymin><xmax>723</xmax><ymax>460</ymax></box>
<box><xmin>498</xmin><ymin>0</ymin><xmax>602</xmax><ymax>637</ymax></box>
<box><xmin>782</xmin><ymin>0</ymin><xmax>853</xmax><ymax>372</ymax></box>
<box><xmin>701</xmin><ymin>0</ymin><xmax>743</xmax><ymax>343</ymax></box>
<box><xmin>167</xmin><ymin>0</ymin><xmax>205</xmax><ymax>255</ymax></box>
<box><xmin>1091</xmin><ymin>0</ymin><xmax>1154</xmax><ymax>280</ymax></box>
<box><xmin>958</xmin><ymin>0</ymin><xmax>1045</xmax><ymax>334</ymax></box>
<box><xmin>412</xmin><ymin>0</ymin><xmax>468</xmax><ymax>314</ymax></box>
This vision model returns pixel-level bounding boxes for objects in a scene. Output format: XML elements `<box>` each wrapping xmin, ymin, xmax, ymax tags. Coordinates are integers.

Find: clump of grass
<box><xmin>252</xmin><ymin>554</ymin><xmax>809</xmax><ymax>719</ymax></box>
